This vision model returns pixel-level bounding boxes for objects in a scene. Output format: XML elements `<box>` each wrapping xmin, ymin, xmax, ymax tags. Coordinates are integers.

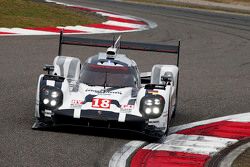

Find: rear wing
<box><xmin>58</xmin><ymin>31</ymin><xmax>181</xmax><ymax>67</ymax></box>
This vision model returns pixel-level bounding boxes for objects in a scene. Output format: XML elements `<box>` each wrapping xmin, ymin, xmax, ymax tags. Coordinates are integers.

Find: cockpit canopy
<box><xmin>80</xmin><ymin>63</ymin><xmax>139</xmax><ymax>88</ymax></box>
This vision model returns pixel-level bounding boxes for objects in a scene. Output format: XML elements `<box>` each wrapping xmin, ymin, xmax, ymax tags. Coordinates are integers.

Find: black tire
<box><xmin>32</xmin><ymin>118</ymin><xmax>52</xmax><ymax>129</ymax></box>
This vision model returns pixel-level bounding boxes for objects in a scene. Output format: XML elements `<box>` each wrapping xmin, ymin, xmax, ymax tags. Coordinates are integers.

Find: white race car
<box><xmin>32</xmin><ymin>32</ymin><xmax>181</xmax><ymax>139</ymax></box>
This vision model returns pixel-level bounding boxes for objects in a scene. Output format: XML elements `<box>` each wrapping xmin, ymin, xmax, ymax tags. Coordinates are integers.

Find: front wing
<box><xmin>33</xmin><ymin>109</ymin><xmax>165</xmax><ymax>138</ymax></box>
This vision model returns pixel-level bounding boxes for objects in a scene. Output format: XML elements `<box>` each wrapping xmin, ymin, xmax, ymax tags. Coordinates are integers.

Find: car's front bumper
<box><xmin>34</xmin><ymin>109</ymin><xmax>165</xmax><ymax>139</ymax></box>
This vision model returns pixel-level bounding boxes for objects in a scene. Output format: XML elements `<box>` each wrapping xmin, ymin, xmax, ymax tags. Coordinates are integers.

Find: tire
<box><xmin>32</xmin><ymin>118</ymin><xmax>52</xmax><ymax>129</ymax></box>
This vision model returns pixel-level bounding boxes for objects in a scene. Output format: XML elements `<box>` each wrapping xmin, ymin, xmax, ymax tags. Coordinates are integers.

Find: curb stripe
<box><xmin>143</xmin><ymin>134</ymin><xmax>237</xmax><ymax>155</ymax></box>
<box><xmin>130</xmin><ymin>150</ymin><xmax>210</xmax><ymax>167</ymax></box>
<box><xmin>60</xmin><ymin>25</ymin><xmax>119</xmax><ymax>33</ymax></box>
<box><xmin>110</xmin><ymin>112</ymin><xmax>250</xmax><ymax>167</ymax></box>
<box><xmin>230</xmin><ymin>115</ymin><xmax>250</xmax><ymax>122</ymax></box>
<box><xmin>108</xmin><ymin>17</ymin><xmax>146</xmax><ymax>25</ymax></box>
<box><xmin>0</xmin><ymin>32</ymin><xmax>16</xmax><ymax>35</ymax></box>
<box><xmin>0</xmin><ymin>28</ymin><xmax>57</xmax><ymax>35</ymax></box>
<box><xmin>85</xmin><ymin>23</ymin><xmax>136</xmax><ymax>31</ymax></box>
<box><xmin>104</xmin><ymin>21</ymin><xmax>147</xmax><ymax>29</ymax></box>
<box><xmin>169</xmin><ymin>112</ymin><xmax>250</xmax><ymax>134</ymax></box>
<box><xmin>26</xmin><ymin>27</ymin><xmax>86</xmax><ymax>33</ymax></box>
<box><xmin>95</xmin><ymin>12</ymin><xmax>138</xmax><ymax>20</ymax></box>
<box><xmin>177</xmin><ymin>121</ymin><xmax>250</xmax><ymax>140</ymax></box>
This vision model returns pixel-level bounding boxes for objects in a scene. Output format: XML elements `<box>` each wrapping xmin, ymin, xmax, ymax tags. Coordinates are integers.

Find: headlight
<box><xmin>145</xmin><ymin>108</ymin><xmax>152</xmax><ymax>114</ymax></box>
<box><xmin>152</xmin><ymin>107</ymin><xmax>160</xmax><ymax>114</ymax></box>
<box><xmin>139</xmin><ymin>95</ymin><xmax>165</xmax><ymax>119</ymax></box>
<box><xmin>40</xmin><ymin>86</ymin><xmax>63</xmax><ymax>110</ymax></box>
<box><xmin>51</xmin><ymin>91</ymin><xmax>59</xmax><ymax>98</ymax></box>
<box><xmin>154</xmin><ymin>99</ymin><xmax>161</xmax><ymax>105</ymax></box>
<box><xmin>144</xmin><ymin>99</ymin><xmax>153</xmax><ymax>106</ymax></box>
<box><xmin>50</xmin><ymin>100</ymin><xmax>57</xmax><ymax>107</ymax></box>
<box><xmin>43</xmin><ymin>98</ymin><xmax>50</xmax><ymax>105</ymax></box>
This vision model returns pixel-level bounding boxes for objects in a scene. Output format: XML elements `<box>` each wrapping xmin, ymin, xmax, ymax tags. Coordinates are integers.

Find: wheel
<box><xmin>32</xmin><ymin>118</ymin><xmax>52</xmax><ymax>129</ymax></box>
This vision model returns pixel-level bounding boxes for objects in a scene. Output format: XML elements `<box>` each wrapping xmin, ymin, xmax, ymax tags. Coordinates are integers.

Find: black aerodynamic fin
<box><xmin>57</xmin><ymin>31</ymin><xmax>181</xmax><ymax>66</ymax></box>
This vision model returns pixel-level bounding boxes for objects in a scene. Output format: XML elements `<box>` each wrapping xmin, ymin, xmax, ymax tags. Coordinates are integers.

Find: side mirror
<box><xmin>161</xmin><ymin>72</ymin><xmax>173</xmax><ymax>85</ymax></box>
<box><xmin>43</xmin><ymin>64</ymin><xmax>54</xmax><ymax>74</ymax></box>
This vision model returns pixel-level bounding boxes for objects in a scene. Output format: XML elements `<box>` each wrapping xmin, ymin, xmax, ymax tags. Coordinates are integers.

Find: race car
<box><xmin>32</xmin><ymin>32</ymin><xmax>181</xmax><ymax>139</ymax></box>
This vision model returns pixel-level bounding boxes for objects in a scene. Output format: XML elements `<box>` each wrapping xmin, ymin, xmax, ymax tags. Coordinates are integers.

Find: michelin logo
<box><xmin>85</xmin><ymin>89</ymin><xmax>122</xmax><ymax>95</ymax></box>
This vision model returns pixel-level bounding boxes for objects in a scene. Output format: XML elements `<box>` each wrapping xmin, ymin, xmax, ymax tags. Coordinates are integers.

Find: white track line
<box><xmin>104</xmin><ymin>21</ymin><xmax>147</xmax><ymax>29</ymax></box>
<box><xmin>96</xmin><ymin>12</ymin><xmax>138</xmax><ymax>20</ymax></box>
<box><xmin>59</xmin><ymin>26</ymin><xmax>119</xmax><ymax>34</ymax></box>
<box><xmin>229</xmin><ymin>114</ymin><xmax>250</xmax><ymax>122</ymax></box>
<box><xmin>0</xmin><ymin>28</ymin><xmax>57</xmax><ymax>35</ymax></box>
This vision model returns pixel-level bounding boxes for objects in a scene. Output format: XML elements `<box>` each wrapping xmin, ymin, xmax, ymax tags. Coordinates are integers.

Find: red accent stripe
<box><xmin>89</xmin><ymin>64</ymin><xmax>128</xmax><ymax>71</ymax></box>
<box><xmin>26</xmin><ymin>27</ymin><xmax>86</xmax><ymax>33</ymax></box>
<box><xmin>108</xmin><ymin>17</ymin><xmax>146</xmax><ymax>25</ymax></box>
<box><xmin>130</xmin><ymin>149</ymin><xmax>209</xmax><ymax>167</ymax></box>
<box><xmin>85</xmin><ymin>24</ymin><xmax>136</xmax><ymax>31</ymax></box>
<box><xmin>177</xmin><ymin>121</ymin><xmax>250</xmax><ymax>140</ymax></box>
<box><xmin>0</xmin><ymin>32</ymin><xmax>16</xmax><ymax>35</ymax></box>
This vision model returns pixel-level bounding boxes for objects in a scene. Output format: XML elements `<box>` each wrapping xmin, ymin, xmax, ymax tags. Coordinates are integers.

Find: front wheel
<box><xmin>32</xmin><ymin>118</ymin><xmax>52</xmax><ymax>129</ymax></box>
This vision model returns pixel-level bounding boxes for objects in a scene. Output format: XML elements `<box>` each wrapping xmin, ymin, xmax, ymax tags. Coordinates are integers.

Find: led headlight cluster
<box><xmin>40</xmin><ymin>86</ymin><xmax>63</xmax><ymax>110</ymax></box>
<box><xmin>139</xmin><ymin>95</ymin><xmax>165</xmax><ymax>119</ymax></box>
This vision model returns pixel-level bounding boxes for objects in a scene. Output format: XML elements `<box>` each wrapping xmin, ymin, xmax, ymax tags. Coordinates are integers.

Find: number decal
<box><xmin>92</xmin><ymin>98</ymin><xmax>100</xmax><ymax>108</ymax></box>
<box><xmin>92</xmin><ymin>98</ymin><xmax>111</xmax><ymax>109</ymax></box>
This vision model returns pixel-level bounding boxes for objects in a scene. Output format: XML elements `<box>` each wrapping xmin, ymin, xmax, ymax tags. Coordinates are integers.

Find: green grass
<box><xmin>0</xmin><ymin>0</ymin><xmax>106</xmax><ymax>28</ymax></box>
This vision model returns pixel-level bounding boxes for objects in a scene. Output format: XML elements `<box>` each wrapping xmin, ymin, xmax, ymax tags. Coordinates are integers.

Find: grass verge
<box><xmin>0</xmin><ymin>0</ymin><xmax>106</xmax><ymax>28</ymax></box>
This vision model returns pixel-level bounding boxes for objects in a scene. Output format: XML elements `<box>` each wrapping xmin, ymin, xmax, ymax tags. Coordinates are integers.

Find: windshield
<box><xmin>80</xmin><ymin>64</ymin><xmax>137</xmax><ymax>88</ymax></box>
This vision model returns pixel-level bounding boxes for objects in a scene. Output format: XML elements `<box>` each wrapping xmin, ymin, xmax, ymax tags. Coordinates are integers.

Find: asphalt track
<box><xmin>0</xmin><ymin>0</ymin><xmax>250</xmax><ymax>166</ymax></box>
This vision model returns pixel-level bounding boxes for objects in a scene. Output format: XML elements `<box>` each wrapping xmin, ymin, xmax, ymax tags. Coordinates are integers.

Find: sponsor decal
<box><xmin>85</xmin><ymin>89</ymin><xmax>122</xmax><ymax>95</ymax></box>
<box><xmin>120</xmin><ymin>104</ymin><xmax>134</xmax><ymax>113</ymax></box>
<box><xmin>147</xmin><ymin>90</ymin><xmax>159</xmax><ymax>95</ymax></box>
<box><xmin>149</xmin><ymin>120</ymin><xmax>160</xmax><ymax>123</ymax></box>
<box><xmin>71</xmin><ymin>100</ymin><xmax>84</xmax><ymax>108</ymax></box>
<box><xmin>92</xmin><ymin>98</ymin><xmax>111</xmax><ymax>109</ymax></box>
